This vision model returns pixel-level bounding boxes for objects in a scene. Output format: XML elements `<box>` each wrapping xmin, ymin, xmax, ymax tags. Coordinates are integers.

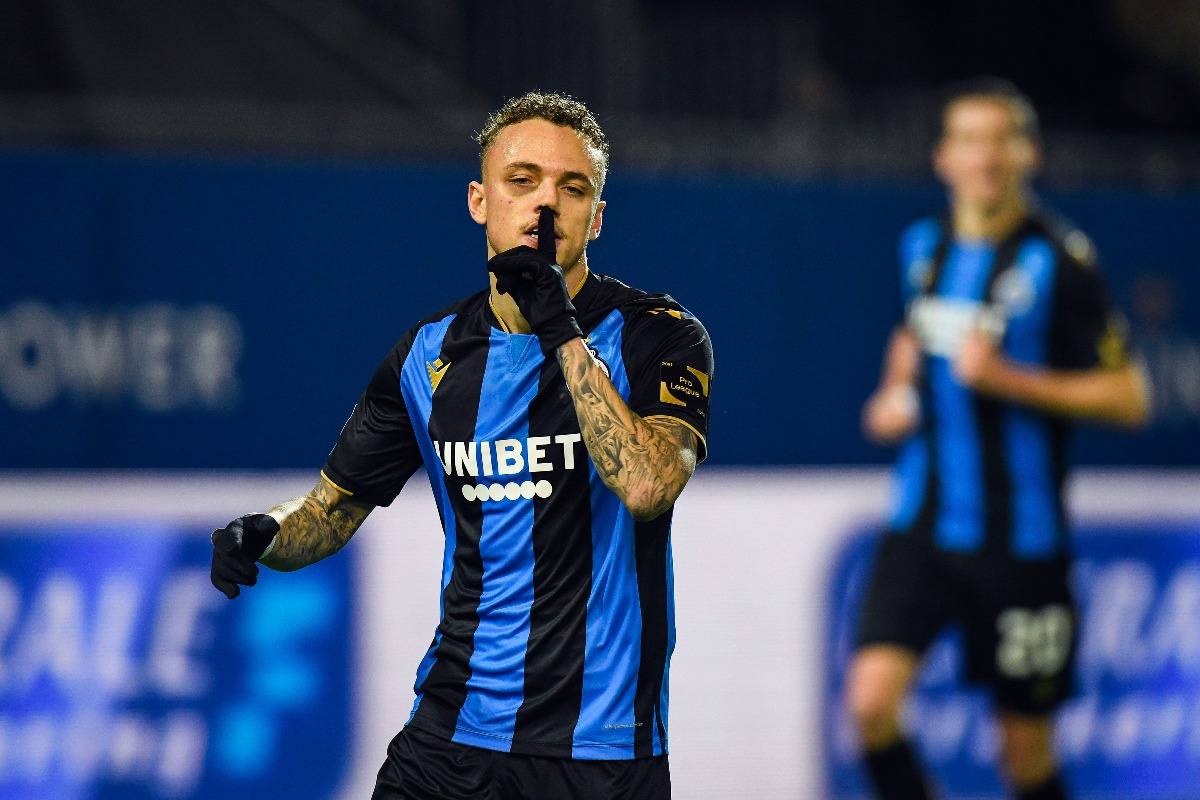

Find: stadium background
<box><xmin>2</xmin><ymin>2</ymin><xmax>1199</xmax><ymax>798</ymax></box>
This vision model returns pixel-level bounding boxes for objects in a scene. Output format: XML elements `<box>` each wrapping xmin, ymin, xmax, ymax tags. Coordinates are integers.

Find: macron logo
<box><xmin>426</xmin><ymin>358</ymin><xmax>451</xmax><ymax>391</ymax></box>
<box><xmin>433</xmin><ymin>434</ymin><xmax>584</xmax><ymax>502</ymax></box>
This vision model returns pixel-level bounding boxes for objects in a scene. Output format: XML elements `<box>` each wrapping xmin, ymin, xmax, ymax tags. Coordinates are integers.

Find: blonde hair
<box><xmin>476</xmin><ymin>92</ymin><xmax>609</xmax><ymax>190</ymax></box>
<box><xmin>940</xmin><ymin>77</ymin><xmax>1040</xmax><ymax>141</ymax></box>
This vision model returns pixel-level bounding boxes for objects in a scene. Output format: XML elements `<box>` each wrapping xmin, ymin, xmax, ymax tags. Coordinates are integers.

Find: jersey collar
<box><xmin>485</xmin><ymin>267</ymin><xmax>600</xmax><ymax>333</ymax></box>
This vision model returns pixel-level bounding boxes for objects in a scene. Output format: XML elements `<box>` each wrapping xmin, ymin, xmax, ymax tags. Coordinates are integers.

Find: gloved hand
<box><xmin>487</xmin><ymin>206</ymin><xmax>583</xmax><ymax>355</ymax></box>
<box><xmin>210</xmin><ymin>513</ymin><xmax>280</xmax><ymax>599</ymax></box>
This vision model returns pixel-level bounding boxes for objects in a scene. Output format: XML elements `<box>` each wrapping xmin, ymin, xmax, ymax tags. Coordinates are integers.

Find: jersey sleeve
<box><xmin>1048</xmin><ymin>247</ymin><xmax>1132</xmax><ymax>371</ymax></box>
<box><xmin>322</xmin><ymin>337</ymin><xmax>424</xmax><ymax>507</ymax></box>
<box><xmin>897</xmin><ymin>217</ymin><xmax>942</xmax><ymax>323</ymax></box>
<box><xmin>622</xmin><ymin>306</ymin><xmax>714</xmax><ymax>462</ymax></box>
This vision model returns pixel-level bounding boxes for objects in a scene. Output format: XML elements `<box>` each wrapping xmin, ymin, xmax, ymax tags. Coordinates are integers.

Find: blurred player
<box><xmin>848</xmin><ymin>78</ymin><xmax>1149</xmax><ymax>800</ymax></box>
<box><xmin>209</xmin><ymin>92</ymin><xmax>713</xmax><ymax>799</ymax></box>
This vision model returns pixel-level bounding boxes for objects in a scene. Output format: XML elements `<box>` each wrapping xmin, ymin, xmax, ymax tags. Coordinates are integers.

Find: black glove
<box><xmin>487</xmin><ymin>206</ymin><xmax>583</xmax><ymax>355</ymax></box>
<box><xmin>210</xmin><ymin>513</ymin><xmax>280</xmax><ymax>599</ymax></box>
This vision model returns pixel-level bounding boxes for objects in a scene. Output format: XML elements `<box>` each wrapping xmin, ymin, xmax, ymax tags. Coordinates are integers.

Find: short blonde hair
<box><xmin>476</xmin><ymin>92</ymin><xmax>610</xmax><ymax>190</ymax></box>
<box><xmin>940</xmin><ymin>77</ymin><xmax>1040</xmax><ymax>141</ymax></box>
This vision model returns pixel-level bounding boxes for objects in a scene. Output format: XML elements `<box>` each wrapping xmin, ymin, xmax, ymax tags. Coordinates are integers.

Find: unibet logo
<box><xmin>433</xmin><ymin>434</ymin><xmax>583</xmax><ymax>502</ymax></box>
<box><xmin>907</xmin><ymin>297</ymin><xmax>1006</xmax><ymax>358</ymax></box>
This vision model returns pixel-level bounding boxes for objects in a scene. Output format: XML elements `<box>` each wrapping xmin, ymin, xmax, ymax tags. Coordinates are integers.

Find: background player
<box><xmin>209</xmin><ymin>92</ymin><xmax>713</xmax><ymax>799</ymax></box>
<box><xmin>847</xmin><ymin>78</ymin><xmax>1149</xmax><ymax>800</ymax></box>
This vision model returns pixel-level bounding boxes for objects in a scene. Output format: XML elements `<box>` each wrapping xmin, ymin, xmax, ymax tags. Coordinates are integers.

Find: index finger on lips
<box><xmin>538</xmin><ymin>206</ymin><xmax>556</xmax><ymax>263</ymax></box>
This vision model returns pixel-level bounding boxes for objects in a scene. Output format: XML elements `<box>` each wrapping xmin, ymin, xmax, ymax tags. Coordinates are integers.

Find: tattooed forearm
<box><xmin>259</xmin><ymin>477</ymin><xmax>373</xmax><ymax>571</ymax></box>
<box><xmin>557</xmin><ymin>339</ymin><xmax>698</xmax><ymax>521</ymax></box>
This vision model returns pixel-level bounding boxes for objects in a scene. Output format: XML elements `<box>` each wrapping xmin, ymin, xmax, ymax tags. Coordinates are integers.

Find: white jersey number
<box><xmin>995</xmin><ymin>604</ymin><xmax>1073</xmax><ymax>679</ymax></box>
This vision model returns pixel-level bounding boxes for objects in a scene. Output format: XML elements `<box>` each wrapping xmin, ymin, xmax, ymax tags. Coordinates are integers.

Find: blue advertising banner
<box><xmin>825</xmin><ymin>522</ymin><xmax>1200</xmax><ymax>799</ymax></box>
<box><xmin>2</xmin><ymin>147</ymin><xmax>1199</xmax><ymax>468</ymax></box>
<box><xmin>0</xmin><ymin>522</ymin><xmax>353</xmax><ymax>800</ymax></box>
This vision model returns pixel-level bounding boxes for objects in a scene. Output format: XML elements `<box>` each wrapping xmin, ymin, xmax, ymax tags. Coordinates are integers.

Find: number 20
<box><xmin>995</xmin><ymin>605</ymin><xmax>1072</xmax><ymax>679</ymax></box>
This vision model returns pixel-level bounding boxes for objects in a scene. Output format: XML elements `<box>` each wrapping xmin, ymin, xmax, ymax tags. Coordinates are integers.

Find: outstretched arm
<box><xmin>955</xmin><ymin>330</ymin><xmax>1151</xmax><ymax>428</ymax></box>
<box><xmin>557</xmin><ymin>338</ymin><xmax>698</xmax><ymax>521</ymax></box>
<box><xmin>260</xmin><ymin>473</ymin><xmax>376</xmax><ymax>571</ymax></box>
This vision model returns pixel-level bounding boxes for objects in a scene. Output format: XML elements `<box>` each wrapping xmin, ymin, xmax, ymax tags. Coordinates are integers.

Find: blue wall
<box><xmin>2</xmin><ymin>148</ymin><xmax>1197</xmax><ymax>468</ymax></box>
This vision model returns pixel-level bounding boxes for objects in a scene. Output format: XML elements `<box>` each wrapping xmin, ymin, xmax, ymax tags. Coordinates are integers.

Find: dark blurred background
<box><xmin>2</xmin><ymin>0</ymin><xmax>1199</xmax><ymax>468</ymax></box>
<box><xmin>5</xmin><ymin>0</ymin><xmax>1200</xmax><ymax>180</ymax></box>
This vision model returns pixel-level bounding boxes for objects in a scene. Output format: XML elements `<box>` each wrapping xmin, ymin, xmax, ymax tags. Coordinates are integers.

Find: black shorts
<box><xmin>855</xmin><ymin>530</ymin><xmax>1078</xmax><ymax>715</ymax></box>
<box><xmin>371</xmin><ymin>726</ymin><xmax>672</xmax><ymax>800</ymax></box>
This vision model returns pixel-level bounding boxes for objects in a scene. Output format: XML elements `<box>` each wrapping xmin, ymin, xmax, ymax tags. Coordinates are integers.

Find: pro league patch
<box><xmin>658</xmin><ymin>361</ymin><xmax>710</xmax><ymax>419</ymax></box>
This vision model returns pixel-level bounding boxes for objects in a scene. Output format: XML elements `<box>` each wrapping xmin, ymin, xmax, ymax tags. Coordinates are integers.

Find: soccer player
<box><xmin>209</xmin><ymin>92</ymin><xmax>712</xmax><ymax>799</ymax></box>
<box><xmin>847</xmin><ymin>78</ymin><xmax>1149</xmax><ymax>800</ymax></box>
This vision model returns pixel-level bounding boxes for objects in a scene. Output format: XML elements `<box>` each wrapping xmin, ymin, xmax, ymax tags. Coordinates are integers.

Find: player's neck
<box><xmin>490</xmin><ymin>290</ymin><xmax>532</xmax><ymax>334</ymax></box>
<box><xmin>488</xmin><ymin>260</ymin><xmax>588</xmax><ymax>335</ymax></box>
<box><xmin>951</xmin><ymin>192</ymin><xmax>1030</xmax><ymax>242</ymax></box>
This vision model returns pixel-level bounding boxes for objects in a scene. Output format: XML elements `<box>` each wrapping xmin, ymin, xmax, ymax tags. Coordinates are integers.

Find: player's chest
<box><xmin>404</xmin><ymin>323</ymin><xmax>629</xmax><ymax>444</ymax></box>
<box><xmin>907</xmin><ymin>247</ymin><xmax>1055</xmax><ymax>357</ymax></box>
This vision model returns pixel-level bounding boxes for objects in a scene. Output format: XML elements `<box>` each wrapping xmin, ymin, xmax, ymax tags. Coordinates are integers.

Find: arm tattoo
<box><xmin>260</xmin><ymin>478</ymin><xmax>373</xmax><ymax>571</ymax></box>
<box><xmin>557</xmin><ymin>341</ymin><xmax>698</xmax><ymax>521</ymax></box>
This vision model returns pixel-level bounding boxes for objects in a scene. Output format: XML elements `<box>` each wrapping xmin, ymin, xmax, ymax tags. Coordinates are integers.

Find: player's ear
<box><xmin>468</xmin><ymin>181</ymin><xmax>486</xmax><ymax>225</ymax></box>
<box><xmin>931</xmin><ymin>141</ymin><xmax>949</xmax><ymax>183</ymax></box>
<box><xmin>1023</xmin><ymin>139</ymin><xmax>1043</xmax><ymax>176</ymax></box>
<box><xmin>589</xmin><ymin>200</ymin><xmax>605</xmax><ymax>240</ymax></box>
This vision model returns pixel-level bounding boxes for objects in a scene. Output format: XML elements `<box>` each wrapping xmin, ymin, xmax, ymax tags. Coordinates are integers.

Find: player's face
<box><xmin>468</xmin><ymin>118</ymin><xmax>605</xmax><ymax>271</ymax></box>
<box><xmin>934</xmin><ymin>98</ymin><xmax>1039</xmax><ymax>210</ymax></box>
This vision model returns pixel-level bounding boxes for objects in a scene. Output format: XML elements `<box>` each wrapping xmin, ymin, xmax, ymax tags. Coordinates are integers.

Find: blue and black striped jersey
<box><xmin>889</xmin><ymin>211</ymin><xmax>1129</xmax><ymax>558</ymax></box>
<box><xmin>323</xmin><ymin>269</ymin><xmax>712</xmax><ymax>759</ymax></box>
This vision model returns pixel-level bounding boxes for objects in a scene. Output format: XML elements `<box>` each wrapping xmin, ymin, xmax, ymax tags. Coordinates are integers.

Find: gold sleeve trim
<box><xmin>320</xmin><ymin>470</ymin><xmax>355</xmax><ymax>497</ymax></box>
<box><xmin>1098</xmin><ymin>316</ymin><xmax>1130</xmax><ymax>369</ymax></box>
<box><xmin>643</xmin><ymin>415</ymin><xmax>708</xmax><ymax>456</ymax></box>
